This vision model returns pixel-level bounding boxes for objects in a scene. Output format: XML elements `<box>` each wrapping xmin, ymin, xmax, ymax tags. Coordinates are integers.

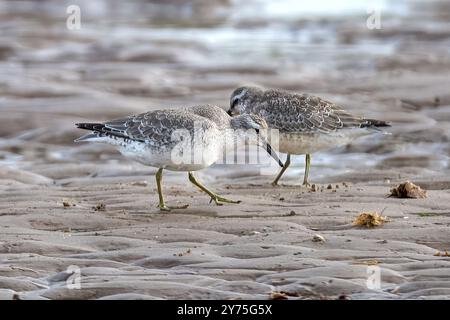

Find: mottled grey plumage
<box><xmin>75</xmin><ymin>104</ymin><xmax>281</xmax><ymax>210</ymax></box>
<box><xmin>230</xmin><ymin>87</ymin><xmax>389</xmax><ymax>134</ymax></box>
<box><xmin>78</xmin><ymin>108</ymin><xmax>219</xmax><ymax>153</ymax></box>
<box><xmin>228</xmin><ymin>86</ymin><xmax>391</xmax><ymax>186</ymax></box>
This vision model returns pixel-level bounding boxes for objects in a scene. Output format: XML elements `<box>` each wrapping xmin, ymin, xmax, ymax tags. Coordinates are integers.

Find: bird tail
<box><xmin>74</xmin><ymin>123</ymin><xmax>106</xmax><ymax>142</ymax></box>
<box><xmin>76</xmin><ymin>123</ymin><xmax>106</xmax><ymax>131</ymax></box>
<box><xmin>74</xmin><ymin>122</ymin><xmax>135</xmax><ymax>143</ymax></box>
<box><xmin>74</xmin><ymin>133</ymin><xmax>101</xmax><ymax>142</ymax></box>
<box><xmin>360</xmin><ymin>119</ymin><xmax>391</xmax><ymax>134</ymax></box>
<box><xmin>361</xmin><ymin>119</ymin><xmax>391</xmax><ymax>128</ymax></box>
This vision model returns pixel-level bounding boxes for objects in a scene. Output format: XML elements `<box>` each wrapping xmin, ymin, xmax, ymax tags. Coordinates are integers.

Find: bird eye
<box><xmin>232</xmin><ymin>97</ymin><xmax>241</xmax><ymax>109</ymax></box>
<box><xmin>255</xmin><ymin>128</ymin><xmax>260</xmax><ymax>134</ymax></box>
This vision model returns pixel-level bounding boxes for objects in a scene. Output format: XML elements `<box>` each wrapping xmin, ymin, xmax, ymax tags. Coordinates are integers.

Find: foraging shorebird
<box><xmin>228</xmin><ymin>86</ymin><xmax>390</xmax><ymax>186</ymax></box>
<box><xmin>75</xmin><ymin>105</ymin><xmax>282</xmax><ymax>211</ymax></box>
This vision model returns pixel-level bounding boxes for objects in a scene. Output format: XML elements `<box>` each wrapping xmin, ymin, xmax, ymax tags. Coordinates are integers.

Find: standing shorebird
<box><xmin>228</xmin><ymin>86</ymin><xmax>391</xmax><ymax>186</ymax></box>
<box><xmin>75</xmin><ymin>105</ymin><xmax>282</xmax><ymax>211</ymax></box>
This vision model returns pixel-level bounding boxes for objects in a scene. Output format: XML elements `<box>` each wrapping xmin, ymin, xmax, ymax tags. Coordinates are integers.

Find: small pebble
<box><xmin>131</xmin><ymin>181</ymin><xmax>148</xmax><ymax>187</ymax></box>
<box><xmin>93</xmin><ymin>203</ymin><xmax>106</xmax><ymax>211</ymax></box>
<box><xmin>312</xmin><ymin>234</ymin><xmax>326</xmax><ymax>242</ymax></box>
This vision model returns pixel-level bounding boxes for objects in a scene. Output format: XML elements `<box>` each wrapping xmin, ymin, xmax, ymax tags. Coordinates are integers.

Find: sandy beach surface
<box><xmin>1</xmin><ymin>0</ymin><xmax>450</xmax><ymax>299</ymax></box>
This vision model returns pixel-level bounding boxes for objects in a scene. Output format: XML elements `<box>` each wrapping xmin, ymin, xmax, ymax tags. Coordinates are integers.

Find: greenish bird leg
<box><xmin>188</xmin><ymin>172</ymin><xmax>241</xmax><ymax>205</ymax></box>
<box><xmin>303</xmin><ymin>154</ymin><xmax>311</xmax><ymax>186</ymax></box>
<box><xmin>155</xmin><ymin>168</ymin><xmax>189</xmax><ymax>211</ymax></box>
<box><xmin>271</xmin><ymin>154</ymin><xmax>291</xmax><ymax>186</ymax></box>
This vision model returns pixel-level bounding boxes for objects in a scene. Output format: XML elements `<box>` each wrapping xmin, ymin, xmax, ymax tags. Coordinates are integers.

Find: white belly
<box><xmin>276</xmin><ymin>129</ymin><xmax>372</xmax><ymax>155</ymax></box>
<box><xmin>118</xmin><ymin>134</ymin><xmax>222</xmax><ymax>172</ymax></box>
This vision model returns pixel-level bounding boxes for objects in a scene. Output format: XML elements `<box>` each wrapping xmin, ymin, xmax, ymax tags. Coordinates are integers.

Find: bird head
<box><xmin>230</xmin><ymin>114</ymin><xmax>283</xmax><ymax>168</ymax></box>
<box><xmin>227</xmin><ymin>86</ymin><xmax>263</xmax><ymax>116</ymax></box>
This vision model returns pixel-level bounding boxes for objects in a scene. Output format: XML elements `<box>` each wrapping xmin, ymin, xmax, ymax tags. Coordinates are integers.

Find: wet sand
<box><xmin>1</xmin><ymin>0</ymin><xmax>450</xmax><ymax>299</ymax></box>
<box><xmin>1</xmin><ymin>167</ymin><xmax>450</xmax><ymax>299</ymax></box>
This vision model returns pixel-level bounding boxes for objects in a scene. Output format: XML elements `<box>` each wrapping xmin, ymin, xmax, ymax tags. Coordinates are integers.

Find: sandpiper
<box><xmin>75</xmin><ymin>105</ymin><xmax>282</xmax><ymax>211</ymax></box>
<box><xmin>228</xmin><ymin>86</ymin><xmax>390</xmax><ymax>186</ymax></box>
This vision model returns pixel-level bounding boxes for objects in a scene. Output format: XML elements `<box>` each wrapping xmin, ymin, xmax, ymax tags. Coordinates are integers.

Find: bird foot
<box><xmin>209</xmin><ymin>195</ymin><xmax>241</xmax><ymax>206</ymax></box>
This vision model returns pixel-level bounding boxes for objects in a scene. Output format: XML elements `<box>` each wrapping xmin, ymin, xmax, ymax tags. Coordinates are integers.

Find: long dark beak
<box><xmin>263</xmin><ymin>139</ymin><xmax>283</xmax><ymax>168</ymax></box>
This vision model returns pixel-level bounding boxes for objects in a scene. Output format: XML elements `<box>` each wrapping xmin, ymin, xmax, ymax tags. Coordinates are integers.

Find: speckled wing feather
<box><xmin>103</xmin><ymin>110</ymin><xmax>214</xmax><ymax>148</ymax></box>
<box><xmin>259</xmin><ymin>90</ymin><xmax>366</xmax><ymax>134</ymax></box>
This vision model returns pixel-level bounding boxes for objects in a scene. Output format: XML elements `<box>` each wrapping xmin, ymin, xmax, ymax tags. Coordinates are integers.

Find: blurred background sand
<box><xmin>0</xmin><ymin>0</ymin><xmax>450</xmax><ymax>299</ymax></box>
